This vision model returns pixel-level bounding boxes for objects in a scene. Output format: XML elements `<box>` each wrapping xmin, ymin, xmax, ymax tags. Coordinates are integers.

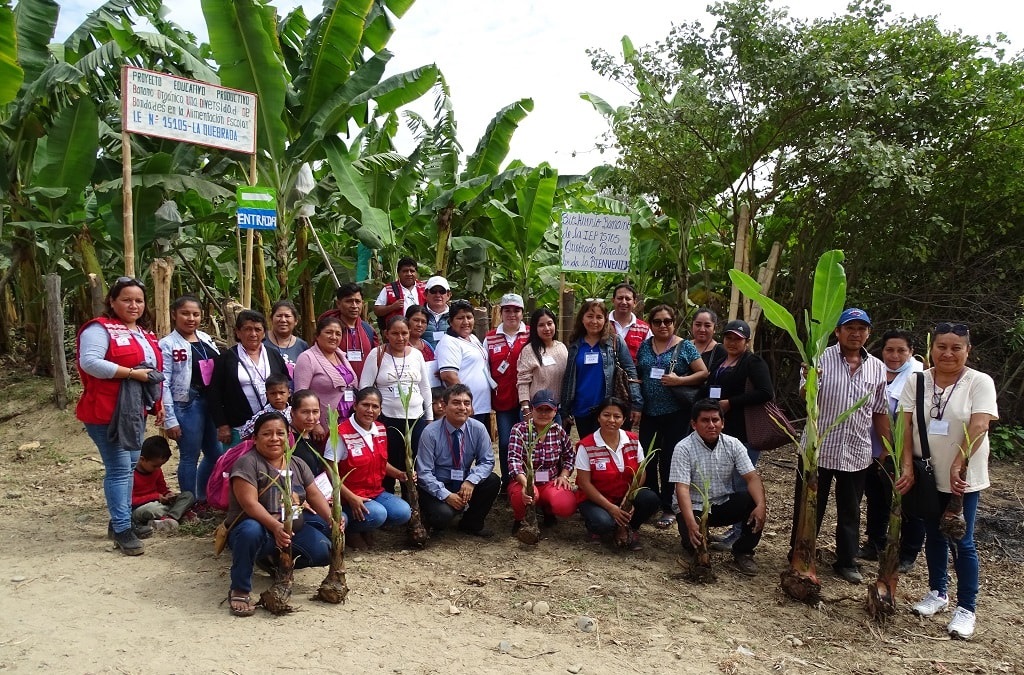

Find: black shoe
<box><xmin>832</xmin><ymin>563</ymin><xmax>863</xmax><ymax>584</ymax></box>
<box><xmin>108</xmin><ymin>521</ymin><xmax>153</xmax><ymax>540</ymax></box>
<box><xmin>112</xmin><ymin>528</ymin><xmax>145</xmax><ymax>556</ymax></box>
<box><xmin>458</xmin><ymin>525</ymin><xmax>494</xmax><ymax>539</ymax></box>
<box><xmin>511</xmin><ymin>520</ymin><xmax>523</xmax><ymax>534</ymax></box>
<box><xmin>856</xmin><ymin>545</ymin><xmax>879</xmax><ymax>561</ymax></box>
<box><xmin>543</xmin><ymin>513</ymin><xmax>557</xmax><ymax>528</ymax></box>
<box><xmin>898</xmin><ymin>559</ymin><xmax>915</xmax><ymax>574</ymax></box>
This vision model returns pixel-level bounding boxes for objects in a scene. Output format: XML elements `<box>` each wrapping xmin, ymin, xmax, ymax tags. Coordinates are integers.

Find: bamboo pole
<box><xmin>242</xmin><ymin>154</ymin><xmax>258</xmax><ymax>309</ymax></box>
<box><xmin>45</xmin><ymin>274</ymin><xmax>69</xmax><ymax>409</ymax></box>
<box><xmin>121</xmin><ymin>129</ymin><xmax>135</xmax><ymax>278</ymax></box>
<box><xmin>728</xmin><ymin>204</ymin><xmax>749</xmax><ymax>322</ymax></box>
<box><xmin>747</xmin><ymin>241</ymin><xmax>782</xmax><ymax>341</ymax></box>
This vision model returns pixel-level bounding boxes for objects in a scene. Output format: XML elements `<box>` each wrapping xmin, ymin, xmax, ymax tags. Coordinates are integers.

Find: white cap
<box><xmin>499</xmin><ymin>293</ymin><xmax>525</xmax><ymax>309</ymax></box>
<box><xmin>425</xmin><ymin>276</ymin><xmax>450</xmax><ymax>291</ymax></box>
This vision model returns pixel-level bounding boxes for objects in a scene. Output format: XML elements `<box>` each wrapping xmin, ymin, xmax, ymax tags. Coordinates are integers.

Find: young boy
<box><xmin>132</xmin><ymin>436</ymin><xmax>196</xmax><ymax>532</ymax></box>
<box><xmin>238</xmin><ymin>373</ymin><xmax>293</xmax><ymax>440</ymax></box>
<box><xmin>431</xmin><ymin>386</ymin><xmax>446</xmax><ymax>421</ymax></box>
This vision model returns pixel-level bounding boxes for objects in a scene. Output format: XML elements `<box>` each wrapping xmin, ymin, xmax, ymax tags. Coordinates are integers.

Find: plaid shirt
<box><xmin>507</xmin><ymin>421</ymin><xmax>575</xmax><ymax>482</ymax></box>
<box><xmin>809</xmin><ymin>344</ymin><xmax>888</xmax><ymax>472</ymax></box>
<box><xmin>669</xmin><ymin>431</ymin><xmax>754</xmax><ymax>511</ymax></box>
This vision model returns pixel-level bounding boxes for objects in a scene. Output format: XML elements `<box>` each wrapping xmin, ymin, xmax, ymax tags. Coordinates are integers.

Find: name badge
<box><xmin>929</xmin><ymin>420</ymin><xmax>950</xmax><ymax>436</ymax></box>
<box><xmin>347</xmin><ymin>350</ymin><xmax>363</xmax><ymax>362</ymax></box>
<box><xmin>115</xmin><ymin>336</ymin><xmax>132</xmax><ymax>346</ymax></box>
<box><xmin>343</xmin><ymin>389</ymin><xmax>355</xmax><ymax>402</ymax></box>
<box><xmin>450</xmin><ymin>469</ymin><xmax>465</xmax><ymax>481</ymax></box>
<box><xmin>350</xmin><ymin>447</ymin><xmax>363</xmax><ymax>457</ymax></box>
<box><xmin>491</xmin><ymin>344</ymin><xmax>503</xmax><ymax>353</ymax></box>
<box><xmin>595</xmin><ymin>461</ymin><xmax>607</xmax><ymax>471</ymax></box>
<box><xmin>433</xmin><ymin>331</ymin><xmax>445</xmax><ymax>342</ymax></box>
<box><xmin>584</xmin><ymin>352</ymin><xmax>599</xmax><ymax>365</ymax></box>
<box><xmin>497</xmin><ymin>360</ymin><xmax>510</xmax><ymax>374</ymax></box>
<box><xmin>649</xmin><ymin>367</ymin><xmax>665</xmax><ymax>379</ymax></box>
<box><xmin>392</xmin><ymin>385</ymin><xmax>402</xmax><ymax>398</ymax></box>
<box><xmin>709</xmin><ymin>386</ymin><xmax>722</xmax><ymax>399</ymax></box>
<box><xmin>542</xmin><ymin>355</ymin><xmax>556</xmax><ymax>366</ymax></box>
<box><xmin>535</xmin><ymin>470</ymin><xmax>551</xmax><ymax>483</ymax></box>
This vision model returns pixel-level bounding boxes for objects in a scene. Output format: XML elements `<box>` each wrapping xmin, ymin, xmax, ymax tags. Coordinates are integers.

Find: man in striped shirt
<box><xmin>790</xmin><ymin>308</ymin><xmax>891</xmax><ymax>584</ymax></box>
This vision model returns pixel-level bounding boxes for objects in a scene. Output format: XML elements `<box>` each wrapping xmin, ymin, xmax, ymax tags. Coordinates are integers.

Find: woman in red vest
<box><xmin>327</xmin><ymin>387</ymin><xmax>413</xmax><ymax>549</ymax></box>
<box><xmin>76</xmin><ymin>277</ymin><xmax>164</xmax><ymax>556</ymax></box>
<box><xmin>574</xmin><ymin>398</ymin><xmax>660</xmax><ymax>550</ymax></box>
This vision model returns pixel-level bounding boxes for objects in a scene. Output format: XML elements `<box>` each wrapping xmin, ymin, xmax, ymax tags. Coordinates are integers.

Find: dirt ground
<box><xmin>1</xmin><ymin>370</ymin><xmax>1022</xmax><ymax>675</ymax></box>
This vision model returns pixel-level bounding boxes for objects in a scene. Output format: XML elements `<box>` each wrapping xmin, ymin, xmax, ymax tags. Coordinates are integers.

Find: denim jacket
<box><xmin>561</xmin><ymin>334</ymin><xmax>643</xmax><ymax>415</ymax></box>
<box><xmin>160</xmin><ymin>329</ymin><xmax>219</xmax><ymax>429</ymax></box>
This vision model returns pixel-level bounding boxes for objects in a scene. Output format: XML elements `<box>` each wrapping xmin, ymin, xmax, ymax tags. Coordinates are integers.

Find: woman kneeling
<box><xmin>328</xmin><ymin>387</ymin><xmax>412</xmax><ymax>549</ymax></box>
<box><xmin>575</xmin><ymin>398</ymin><xmax>660</xmax><ymax>550</ymax></box>
<box><xmin>225</xmin><ymin>412</ymin><xmax>333</xmax><ymax>616</ymax></box>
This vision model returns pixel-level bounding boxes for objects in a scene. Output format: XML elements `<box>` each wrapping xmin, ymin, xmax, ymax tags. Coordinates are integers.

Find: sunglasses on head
<box><xmin>115</xmin><ymin>276</ymin><xmax>145</xmax><ymax>290</ymax></box>
<box><xmin>934</xmin><ymin>322</ymin><xmax>969</xmax><ymax>337</ymax></box>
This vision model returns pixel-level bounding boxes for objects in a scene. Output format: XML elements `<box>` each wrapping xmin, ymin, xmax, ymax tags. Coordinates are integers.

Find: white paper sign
<box><xmin>123</xmin><ymin>66</ymin><xmax>257</xmax><ymax>154</ymax></box>
<box><xmin>560</xmin><ymin>212</ymin><xmax>631</xmax><ymax>273</ymax></box>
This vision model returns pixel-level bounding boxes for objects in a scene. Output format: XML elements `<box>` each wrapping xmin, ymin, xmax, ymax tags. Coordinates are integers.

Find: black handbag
<box><xmin>666</xmin><ymin>341</ymin><xmax>700</xmax><ymax>406</ymax></box>
<box><xmin>904</xmin><ymin>372</ymin><xmax>942</xmax><ymax>520</ymax></box>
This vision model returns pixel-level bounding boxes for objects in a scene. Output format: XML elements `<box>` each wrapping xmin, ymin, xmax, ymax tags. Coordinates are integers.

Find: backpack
<box><xmin>376</xmin><ymin>281</ymin><xmax>402</xmax><ymax>332</ymax></box>
<box><xmin>207</xmin><ymin>430</ymin><xmax>300</xmax><ymax>511</ymax></box>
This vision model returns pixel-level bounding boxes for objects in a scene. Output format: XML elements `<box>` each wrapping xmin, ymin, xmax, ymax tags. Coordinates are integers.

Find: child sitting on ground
<box><xmin>238</xmin><ymin>373</ymin><xmax>293</xmax><ymax>440</ymax></box>
<box><xmin>132</xmin><ymin>436</ymin><xmax>196</xmax><ymax>532</ymax></box>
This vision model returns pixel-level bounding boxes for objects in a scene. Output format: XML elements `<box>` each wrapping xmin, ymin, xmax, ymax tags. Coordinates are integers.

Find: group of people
<box><xmin>75</xmin><ymin>266</ymin><xmax>998</xmax><ymax>637</ymax></box>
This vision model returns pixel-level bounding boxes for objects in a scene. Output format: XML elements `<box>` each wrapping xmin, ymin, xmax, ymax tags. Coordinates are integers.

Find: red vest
<box><xmin>76</xmin><ymin>317</ymin><xmax>163</xmax><ymax>425</ymax></box>
<box><xmin>621</xmin><ymin>320</ymin><xmax>650</xmax><ymax>362</ymax></box>
<box><xmin>336</xmin><ymin>418</ymin><xmax>389</xmax><ymax>499</ymax></box>
<box><xmin>383</xmin><ymin>280</ymin><xmax>427</xmax><ymax>322</ymax></box>
<box><xmin>577</xmin><ymin>432</ymin><xmax>642</xmax><ymax>505</ymax></box>
<box><xmin>485</xmin><ymin>327</ymin><xmax>530</xmax><ymax>411</ymax></box>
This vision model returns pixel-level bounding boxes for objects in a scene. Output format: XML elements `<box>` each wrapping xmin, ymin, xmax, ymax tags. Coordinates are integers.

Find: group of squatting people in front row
<box><xmin>75</xmin><ymin>270</ymin><xmax>997</xmax><ymax>636</ymax></box>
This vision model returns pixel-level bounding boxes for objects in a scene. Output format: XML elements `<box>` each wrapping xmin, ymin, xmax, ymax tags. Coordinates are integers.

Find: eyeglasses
<box><xmin>935</xmin><ymin>322</ymin><xmax>969</xmax><ymax>337</ymax></box>
<box><xmin>651</xmin><ymin>318</ymin><xmax>674</xmax><ymax>326</ymax></box>
<box><xmin>115</xmin><ymin>276</ymin><xmax>145</xmax><ymax>290</ymax></box>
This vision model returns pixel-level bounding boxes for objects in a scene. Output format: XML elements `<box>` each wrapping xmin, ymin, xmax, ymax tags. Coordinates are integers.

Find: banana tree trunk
<box><xmin>940</xmin><ymin>461</ymin><xmax>970</xmax><ymax>541</ymax></box>
<box><xmin>868</xmin><ymin>479</ymin><xmax>902</xmax><ymax>618</ymax></box>
<box><xmin>434</xmin><ymin>204</ymin><xmax>454</xmax><ymax>276</ymax></box>
<box><xmin>253</xmin><ymin>233</ymin><xmax>271</xmax><ymax>317</ymax></box>
<box><xmin>296</xmin><ymin>220</ymin><xmax>315</xmax><ymax>343</ymax></box>
<box><xmin>689</xmin><ymin>505</ymin><xmax>715</xmax><ymax>582</ymax></box>
<box><xmin>15</xmin><ymin>234</ymin><xmax>50</xmax><ymax>374</ymax></box>
<box><xmin>783</xmin><ymin>457</ymin><xmax>821</xmax><ymax>603</ymax></box>
<box><xmin>315</xmin><ymin>457</ymin><xmax>349</xmax><ymax>604</ymax></box>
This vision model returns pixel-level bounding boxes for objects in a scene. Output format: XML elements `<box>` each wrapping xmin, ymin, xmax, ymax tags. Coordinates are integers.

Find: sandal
<box><xmin>655</xmin><ymin>513</ymin><xmax>675</xmax><ymax>529</ymax></box>
<box><xmin>228</xmin><ymin>592</ymin><xmax>255</xmax><ymax>617</ymax></box>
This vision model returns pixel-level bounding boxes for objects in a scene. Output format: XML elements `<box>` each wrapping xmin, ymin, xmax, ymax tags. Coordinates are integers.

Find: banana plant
<box><xmin>729</xmin><ymin>249</ymin><xmax>868</xmax><ymax>604</ymax></box>
<box><xmin>868</xmin><ymin>408</ymin><xmax>907</xmax><ymax>619</ymax></box>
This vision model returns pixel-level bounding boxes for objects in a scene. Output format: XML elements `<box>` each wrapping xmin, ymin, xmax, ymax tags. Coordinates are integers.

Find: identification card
<box><xmin>929</xmin><ymin>420</ymin><xmax>950</xmax><ymax>435</ymax></box>
<box><xmin>542</xmin><ymin>355</ymin><xmax>556</xmax><ymax>366</ymax></box>
<box><xmin>115</xmin><ymin>336</ymin><xmax>131</xmax><ymax>346</ymax></box>
<box><xmin>709</xmin><ymin>386</ymin><xmax>722</xmax><ymax>399</ymax></box>
<box><xmin>433</xmin><ymin>331</ymin><xmax>445</xmax><ymax>343</ymax></box>
<box><xmin>450</xmin><ymin>469</ymin><xmax>465</xmax><ymax>481</ymax></box>
<box><xmin>595</xmin><ymin>461</ymin><xmax>607</xmax><ymax>471</ymax></box>
<box><xmin>346</xmin><ymin>350</ymin><xmax>363</xmax><ymax>363</ymax></box>
<box><xmin>497</xmin><ymin>360</ymin><xmax>510</xmax><ymax>374</ymax></box>
<box><xmin>198</xmin><ymin>358</ymin><xmax>215</xmax><ymax>386</ymax></box>
<box><xmin>344</xmin><ymin>389</ymin><xmax>355</xmax><ymax>402</ymax></box>
<box><xmin>313</xmin><ymin>472</ymin><xmax>333</xmax><ymax>500</ymax></box>
<box><xmin>535</xmin><ymin>470</ymin><xmax>551</xmax><ymax>483</ymax></box>
<box><xmin>392</xmin><ymin>385</ymin><xmax>402</xmax><ymax>398</ymax></box>
<box><xmin>584</xmin><ymin>352</ymin><xmax>600</xmax><ymax>365</ymax></box>
<box><xmin>649</xmin><ymin>367</ymin><xmax>665</xmax><ymax>379</ymax></box>
<box><xmin>350</xmin><ymin>446</ymin><xmax>363</xmax><ymax>457</ymax></box>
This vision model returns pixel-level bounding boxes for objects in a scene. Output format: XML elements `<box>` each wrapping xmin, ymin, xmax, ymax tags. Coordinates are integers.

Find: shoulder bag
<box><xmin>666</xmin><ymin>340</ymin><xmax>700</xmax><ymax>406</ymax></box>
<box><xmin>743</xmin><ymin>378</ymin><xmax>798</xmax><ymax>452</ymax></box>
<box><xmin>903</xmin><ymin>371</ymin><xmax>942</xmax><ymax>520</ymax></box>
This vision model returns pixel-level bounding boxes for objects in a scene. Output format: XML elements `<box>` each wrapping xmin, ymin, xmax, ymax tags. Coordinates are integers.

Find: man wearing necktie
<box><xmin>416</xmin><ymin>384</ymin><xmax>500</xmax><ymax>537</ymax></box>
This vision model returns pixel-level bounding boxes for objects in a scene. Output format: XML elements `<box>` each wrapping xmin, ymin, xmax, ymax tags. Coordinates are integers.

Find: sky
<box><xmin>54</xmin><ymin>0</ymin><xmax>1023</xmax><ymax>176</ymax></box>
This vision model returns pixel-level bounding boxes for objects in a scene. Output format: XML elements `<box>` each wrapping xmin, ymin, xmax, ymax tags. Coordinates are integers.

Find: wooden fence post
<box><xmin>150</xmin><ymin>258</ymin><xmax>174</xmax><ymax>337</ymax></box>
<box><xmin>45</xmin><ymin>274</ymin><xmax>69</xmax><ymax>409</ymax></box>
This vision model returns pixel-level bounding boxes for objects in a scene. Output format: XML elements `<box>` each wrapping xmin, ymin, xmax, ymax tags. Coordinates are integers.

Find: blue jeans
<box><xmin>173</xmin><ymin>393</ymin><xmax>223</xmax><ymax>501</ymax></box>
<box><xmin>343</xmin><ymin>491</ymin><xmax>412</xmax><ymax>533</ymax></box>
<box><xmin>579</xmin><ymin>488</ymin><xmax>661</xmax><ymax>535</ymax></box>
<box><xmin>494</xmin><ymin>408</ymin><xmax>522</xmax><ymax>486</ymax></box>
<box><xmin>85</xmin><ymin>423</ymin><xmax>140</xmax><ymax>534</ymax></box>
<box><xmin>925</xmin><ymin>491</ymin><xmax>980</xmax><ymax>612</ymax></box>
<box><xmin>228</xmin><ymin>514</ymin><xmax>332</xmax><ymax>593</ymax></box>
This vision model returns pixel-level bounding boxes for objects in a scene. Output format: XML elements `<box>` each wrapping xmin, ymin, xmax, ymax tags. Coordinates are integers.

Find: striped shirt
<box><xmin>810</xmin><ymin>344</ymin><xmax>888</xmax><ymax>472</ymax></box>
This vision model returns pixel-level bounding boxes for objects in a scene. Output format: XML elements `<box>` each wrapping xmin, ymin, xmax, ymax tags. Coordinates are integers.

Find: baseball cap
<box><xmin>530</xmin><ymin>389</ymin><xmax>558</xmax><ymax>409</ymax></box>
<box><xmin>723</xmin><ymin>320</ymin><xmax>751</xmax><ymax>340</ymax></box>
<box><xmin>837</xmin><ymin>308</ymin><xmax>872</xmax><ymax>327</ymax></box>
<box><xmin>425</xmin><ymin>276</ymin><xmax>450</xmax><ymax>292</ymax></box>
<box><xmin>499</xmin><ymin>293</ymin><xmax>525</xmax><ymax>309</ymax></box>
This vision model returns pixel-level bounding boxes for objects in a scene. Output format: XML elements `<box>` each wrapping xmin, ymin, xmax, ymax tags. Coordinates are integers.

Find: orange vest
<box><xmin>336</xmin><ymin>418</ymin><xmax>390</xmax><ymax>499</ymax></box>
<box><xmin>577</xmin><ymin>432</ymin><xmax>642</xmax><ymax>505</ymax></box>
<box><xmin>75</xmin><ymin>317</ymin><xmax>162</xmax><ymax>425</ymax></box>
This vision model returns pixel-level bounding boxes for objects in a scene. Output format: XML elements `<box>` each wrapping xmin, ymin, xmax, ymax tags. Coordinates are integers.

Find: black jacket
<box><xmin>705</xmin><ymin>350</ymin><xmax>773</xmax><ymax>442</ymax></box>
<box><xmin>208</xmin><ymin>345</ymin><xmax>289</xmax><ymax>429</ymax></box>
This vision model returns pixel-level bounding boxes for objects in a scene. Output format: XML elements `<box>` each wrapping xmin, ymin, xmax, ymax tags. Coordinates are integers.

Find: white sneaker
<box><xmin>912</xmin><ymin>590</ymin><xmax>949</xmax><ymax>617</ymax></box>
<box><xmin>947</xmin><ymin>607</ymin><xmax>976</xmax><ymax>639</ymax></box>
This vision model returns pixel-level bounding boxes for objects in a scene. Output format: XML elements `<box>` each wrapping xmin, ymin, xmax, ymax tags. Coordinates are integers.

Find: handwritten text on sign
<box><xmin>122</xmin><ymin>67</ymin><xmax>257</xmax><ymax>154</ymax></box>
<box><xmin>560</xmin><ymin>212</ymin><xmax>631</xmax><ymax>273</ymax></box>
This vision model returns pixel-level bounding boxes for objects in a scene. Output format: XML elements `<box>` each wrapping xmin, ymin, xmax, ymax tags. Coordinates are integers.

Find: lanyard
<box><xmin>191</xmin><ymin>339</ymin><xmax>209</xmax><ymax>361</ymax></box>
<box><xmin>237</xmin><ymin>345</ymin><xmax>268</xmax><ymax>408</ymax></box>
<box><xmin>932</xmin><ymin>369</ymin><xmax>965</xmax><ymax>420</ymax></box>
